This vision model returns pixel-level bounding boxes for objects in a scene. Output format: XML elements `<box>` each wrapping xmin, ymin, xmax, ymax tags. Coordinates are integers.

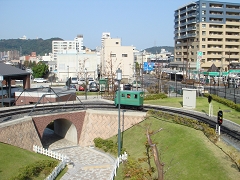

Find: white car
<box><xmin>33</xmin><ymin>78</ymin><xmax>47</xmax><ymax>83</ymax></box>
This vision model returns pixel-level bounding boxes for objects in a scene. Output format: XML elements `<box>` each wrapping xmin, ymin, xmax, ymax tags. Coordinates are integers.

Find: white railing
<box><xmin>110</xmin><ymin>152</ymin><xmax>128</xmax><ymax>180</ymax></box>
<box><xmin>33</xmin><ymin>145</ymin><xmax>70</xmax><ymax>180</ymax></box>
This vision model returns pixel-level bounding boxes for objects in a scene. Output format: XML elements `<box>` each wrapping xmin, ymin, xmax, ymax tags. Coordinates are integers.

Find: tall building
<box><xmin>52</xmin><ymin>35</ymin><xmax>84</xmax><ymax>61</ymax></box>
<box><xmin>174</xmin><ymin>0</ymin><xmax>240</xmax><ymax>74</ymax></box>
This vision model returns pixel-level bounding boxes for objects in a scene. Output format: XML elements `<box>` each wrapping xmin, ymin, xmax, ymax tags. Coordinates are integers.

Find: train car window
<box><xmin>122</xmin><ymin>94</ymin><xmax>125</xmax><ymax>97</ymax></box>
<box><xmin>127</xmin><ymin>94</ymin><xmax>131</xmax><ymax>98</ymax></box>
<box><xmin>134</xmin><ymin>94</ymin><xmax>138</xmax><ymax>98</ymax></box>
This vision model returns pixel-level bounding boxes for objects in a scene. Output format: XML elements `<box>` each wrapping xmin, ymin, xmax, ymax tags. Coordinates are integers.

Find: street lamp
<box><xmin>116</xmin><ymin>68</ymin><xmax>122</xmax><ymax>157</ymax></box>
<box><xmin>0</xmin><ymin>75</ymin><xmax>3</xmax><ymax>107</ymax></box>
<box><xmin>85</xmin><ymin>68</ymin><xmax>87</xmax><ymax>100</ymax></box>
<box><xmin>67</xmin><ymin>65</ymin><xmax>70</xmax><ymax>88</ymax></box>
<box><xmin>67</xmin><ymin>65</ymin><xmax>69</xmax><ymax>79</ymax></box>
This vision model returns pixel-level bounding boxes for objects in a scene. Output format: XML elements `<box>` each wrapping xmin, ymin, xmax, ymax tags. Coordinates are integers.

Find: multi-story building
<box><xmin>52</xmin><ymin>34</ymin><xmax>84</xmax><ymax>61</ymax></box>
<box><xmin>101</xmin><ymin>33</ymin><xmax>135</xmax><ymax>83</ymax></box>
<box><xmin>174</xmin><ymin>0</ymin><xmax>240</xmax><ymax>76</ymax></box>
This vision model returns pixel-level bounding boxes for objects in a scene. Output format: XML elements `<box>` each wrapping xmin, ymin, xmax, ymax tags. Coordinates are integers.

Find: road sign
<box><xmin>196</xmin><ymin>51</ymin><xmax>203</xmax><ymax>70</ymax></box>
<box><xmin>143</xmin><ymin>62</ymin><xmax>154</xmax><ymax>71</ymax></box>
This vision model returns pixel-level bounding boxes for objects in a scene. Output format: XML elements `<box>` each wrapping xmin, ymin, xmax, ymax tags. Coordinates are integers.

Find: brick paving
<box><xmin>42</xmin><ymin>128</ymin><xmax>116</xmax><ymax>180</ymax></box>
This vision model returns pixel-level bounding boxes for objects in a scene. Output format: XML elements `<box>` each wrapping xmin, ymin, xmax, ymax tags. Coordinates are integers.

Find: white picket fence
<box><xmin>110</xmin><ymin>152</ymin><xmax>128</xmax><ymax>180</ymax></box>
<box><xmin>33</xmin><ymin>145</ymin><xmax>70</xmax><ymax>180</ymax></box>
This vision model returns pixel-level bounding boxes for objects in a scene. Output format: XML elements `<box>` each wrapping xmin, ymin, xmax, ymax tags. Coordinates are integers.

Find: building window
<box><xmin>111</xmin><ymin>54</ymin><xmax>116</xmax><ymax>57</ymax></box>
<box><xmin>202</xmin><ymin>10</ymin><xmax>206</xmax><ymax>15</ymax></box>
<box><xmin>202</xmin><ymin>31</ymin><xmax>206</xmax><ymax>35</ymax></box>
<box><xmin>202</xmin><ymin>3</ymin><xmax>206</xmax><ymax>8</ymax></box>
<box><xmin>202</xmin><ymin>45</ymin><xmax>206</xmax><ymax>48</ymax></box>
<box><xmin>116</xmin><ymin>42</ymin><xmax>119</xmax><ymax>44</ymax></box>
<box><xmin>122</xmin><ymin>54</ymin><xmax>128</xmax><ymax>57</ymax></box>
<box><xmin>203</xmin><ymin>52</ymin><xmax>205</xmax><ymax>55</ymax></box>
<box><xmin>202</xmin><ymin>17</ymin><xmax>206</xmax><ymax>22</ymax></box>
<box><xmin>202</xmin><ymin>38</ymin><xmax>206</xmax><ymax>41</ymax></box>
<box><xmin>202</xmin><ymin>24</ymin><xmax>206</xmax><ymax>28</ymax></box>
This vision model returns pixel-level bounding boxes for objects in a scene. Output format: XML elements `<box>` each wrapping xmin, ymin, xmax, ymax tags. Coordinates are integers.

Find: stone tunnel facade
<box><xmin>0</xmin><ymin>110</ymin><xmax>146</xmax><ymax>151</ymax></box>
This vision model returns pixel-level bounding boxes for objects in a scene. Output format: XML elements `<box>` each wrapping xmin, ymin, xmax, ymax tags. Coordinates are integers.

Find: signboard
<box><xmin>143</xmin><ymin>62</ymin><xmax>154</xmax><ymax>71</ymax></box>
<box><xmin>196</xmin><ymin>51</ymin><xmax>203</xmax><ymax>71</ymax></box>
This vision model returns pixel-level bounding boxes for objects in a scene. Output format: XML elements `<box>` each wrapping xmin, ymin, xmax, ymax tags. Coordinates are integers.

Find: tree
<box><xmin>101</xmin><ymin>53</ymin><xmax>121</xmax><ymax>95</ymax></box>
<box><xmin>24</xmin><ymin>60</ymin><xmax>29</xmax><ymax>68</ymax></box>
<box><xmin>32</xmin><ymin>62</ymin><xmax>49</xmax><ymax>78</ymax></box>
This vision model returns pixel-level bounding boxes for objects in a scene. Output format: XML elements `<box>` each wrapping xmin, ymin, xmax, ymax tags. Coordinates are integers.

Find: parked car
<box><xmin>89</xmin><ymin>82</ymin><xmax>99</xmax><ymax>92</ymax></box>
<box><xmin>132</xmin><ymin>81</ymin><xmax>141</xmax><ymax>88</ymax></box>
<box><xmin>71</xmin><ymin>77</ymin><xmax>78</xmax><ymax>84</ymax></box>
<box><xmin>78</xmin><ymin>78</ymin><xmax>85</xmax><ymax>85</ymax></box>
<box><xmin>33</xmin><ymin>78</ymin><xmax>47</xmax><ymax>83</ymax></box>
<box><xmin>88</xmin><ymin>77</ymin><xmax>94</xmax><ymax>83</ymax></box>
<box><xmin>79</xmin><ymin>85</ymin><xmax>85</xmax><ymax>91</ymax></box>
<box><xmin>69</xmin><ymin>84</ymin><xmax>77</xmax><ymax>90</ymax></box>
<box><xmin>123</xmin><ymin>84</ymin><xmax>132</xmax><ymax>90</ymax></box>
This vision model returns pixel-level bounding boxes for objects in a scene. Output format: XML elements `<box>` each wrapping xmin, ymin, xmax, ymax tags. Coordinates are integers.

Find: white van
<box><xmin>71</xmin><ymin>77</ymin><xmax>78</xmax><ymax>84</ymax></box>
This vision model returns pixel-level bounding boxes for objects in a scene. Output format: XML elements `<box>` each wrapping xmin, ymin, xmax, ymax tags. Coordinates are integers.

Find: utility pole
<box><xmin>142</xmin><ymin>52</ymin><xmax>144</xmax><ymax>92</ymax></box>
<box><xmin>186</xmin><ymin>38</ymin><xmax>189</xmax><ymax>80</ymax></box>
<box><xmin>228</xmin><ymin>51</ymin><xmax>230</xmax><ymax>88</ymax></box>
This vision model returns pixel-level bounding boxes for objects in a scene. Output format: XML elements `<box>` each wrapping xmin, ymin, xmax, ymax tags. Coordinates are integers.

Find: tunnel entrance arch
<box><xmin>54</xmin><ymin>118</ymin><xmax>78</xmax><ymax>144</ymax></box>
<box><xmin>32</xmin><ymin>111</ymin><xmax>86</xmax><ymax>148</ymax></box>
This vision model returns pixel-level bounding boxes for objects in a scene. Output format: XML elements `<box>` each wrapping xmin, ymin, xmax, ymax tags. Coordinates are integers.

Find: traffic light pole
<box><xmin>216</xmin><ymin>109</ymin><xmax>223</xmax><ymax>140</ymax></box>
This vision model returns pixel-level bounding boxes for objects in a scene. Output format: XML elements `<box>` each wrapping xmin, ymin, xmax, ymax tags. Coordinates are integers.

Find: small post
<box><xmin>208</xmin><ymin>95</ymin><xmax>212</xmax><ymax>117</ymax></box>
<box><xmin>0</xmin><ymin>75</ymin><xmax>3</xmax><ymax>107</ymax></box>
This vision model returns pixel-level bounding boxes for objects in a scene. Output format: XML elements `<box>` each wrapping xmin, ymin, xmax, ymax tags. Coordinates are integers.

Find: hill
<box><xmin>0</xmin><ymin>38</ymin><xmax>174</xmax><ymax>56</ymax></box>
<box><xmin>0</xmin><ymin>38</ymin><xmax>63</xmax><ymax>56</ymax></box>
<box><xmin>144</xmin><ymin>46</ymin><xmax>174</xmax><ymax>54</ymax></box>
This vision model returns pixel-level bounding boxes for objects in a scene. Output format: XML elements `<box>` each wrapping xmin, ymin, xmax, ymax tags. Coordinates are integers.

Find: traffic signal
<box><xmin>217</xmin><ymin>110</ymin><xmax>223</xmax><ymax>126</ymax></box>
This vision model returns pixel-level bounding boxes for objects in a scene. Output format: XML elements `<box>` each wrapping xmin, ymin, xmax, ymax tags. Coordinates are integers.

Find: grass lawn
<box><xmin>112</xmin><ymin>117</ymin><xmax>240</xmax><ymax>180</ymax></box>
<box><xmin>0</xmin><ymin>143</ymin><xmax>59</xmax><ymax>180</ymax></box>
<box><xmin>145</xmin><ymin>96</ymin><xmax>240</xmax><ymax>125</ymax></box>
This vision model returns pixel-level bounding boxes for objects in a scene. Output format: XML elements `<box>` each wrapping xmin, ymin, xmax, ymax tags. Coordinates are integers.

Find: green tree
<box><xmin>32</xmin><ymin>62</ymin><xmax>49</xmax><ymax>78</ymax></box>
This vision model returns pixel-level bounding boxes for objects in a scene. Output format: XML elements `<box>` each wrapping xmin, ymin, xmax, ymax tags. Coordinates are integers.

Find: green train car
<box><xmin>114</xmin><ymin>90</ymin><xmax>144</xmax><ymax>110</ymax></box>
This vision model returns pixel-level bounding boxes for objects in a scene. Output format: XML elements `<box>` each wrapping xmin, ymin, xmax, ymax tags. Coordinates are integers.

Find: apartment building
<box><xmin>174</xmin><ymin>0</ymin><xmax>240</xmax><ymax>74</ymax></box>
<box><xmin>101</xmin><ymin>33</ymin><xmax>135</xmax><ymax>83</ymax></box>
<box><xmin>52</xmin><ymin>34</ymin><xmax>84</xmax><ymax>61</ymax></box>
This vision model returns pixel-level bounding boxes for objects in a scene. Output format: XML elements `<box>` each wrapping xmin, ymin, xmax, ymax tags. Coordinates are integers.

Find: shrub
<box><xmin>10</xmin><ymin>160</ymin><xmax>58</xmax><ymax>180</ymax></box>
<box><xmin>93</xmin><ymin>138</ymin><xmax>118</xmax><ymax>154</ymax></box>
<box><xmin>204</xmin><ymin>93</ymin><xmax>240</xmax><ymax>112</ymax></box>
<box><xmin>144</xmin><ymin>93</ymin><xmax>167</xmax><ymax>101</ymax></box>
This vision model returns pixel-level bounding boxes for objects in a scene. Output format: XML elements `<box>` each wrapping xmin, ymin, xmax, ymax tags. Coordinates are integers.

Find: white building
<box><xmin>52</xmin><ymin>35</ymin><xmax>84</xmax><ymax>61</ymax></box>
<box><xmin>57</xmin><ymin>52</ymin><xmax>100</xmax><ymax>82</ymax></box>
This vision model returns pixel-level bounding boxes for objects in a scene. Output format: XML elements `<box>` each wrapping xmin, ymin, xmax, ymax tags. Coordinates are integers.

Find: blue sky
<box><xmin>1</xmin><ymin>0</ymin><xmax>239</xmax><ymax>50</ymax></box>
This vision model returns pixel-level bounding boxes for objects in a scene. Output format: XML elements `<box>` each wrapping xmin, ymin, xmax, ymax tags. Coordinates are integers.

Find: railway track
<box><xmin>0</xmin><ymin>101</ymin><xmax>239</xmax><ymax>150</ymax></box>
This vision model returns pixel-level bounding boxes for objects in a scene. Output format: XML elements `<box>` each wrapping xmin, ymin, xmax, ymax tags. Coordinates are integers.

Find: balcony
<box><xmin>225</xmin><ymin>41</ymin><xmax>239</xmax><ymax>45</ymax></box>
<box><xmin>187</xmin><ymin>6</ymin><xmax>197</xmax><ymax>11</ymax></box>
<box><xmin>180</xmin><ymin>16</ymin><xmax>187</xmax><ymax>21</ymax></box>
<box><xmin>180</xmin><ymin>9</ymin><xmax>186</xmax><ymax>14</ymax></box>
<box><xmin>187</xmin><ymin>19</ymin><xmax>197</xmax><ymax>24</ymax></box>
<box><xmin>174</xmin><ymin>24</ymin><xmax>179</xmax><ymax>28</ymax></box>
<box><xmin>186</xmin><ymin>33</ymin><xmax>196</xmax><ymax>38</ymax></box>
<box><xmin>186</xmin><ymin>26</ymin><xmax>196</xmax><ymax>31</ymax></box>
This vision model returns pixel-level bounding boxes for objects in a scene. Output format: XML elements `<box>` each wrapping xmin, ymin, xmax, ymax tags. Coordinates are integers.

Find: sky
<box><xmin>1</xmin><ymin>0</ymin><xmax>240</xmax><ymax>50</ymax></box>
